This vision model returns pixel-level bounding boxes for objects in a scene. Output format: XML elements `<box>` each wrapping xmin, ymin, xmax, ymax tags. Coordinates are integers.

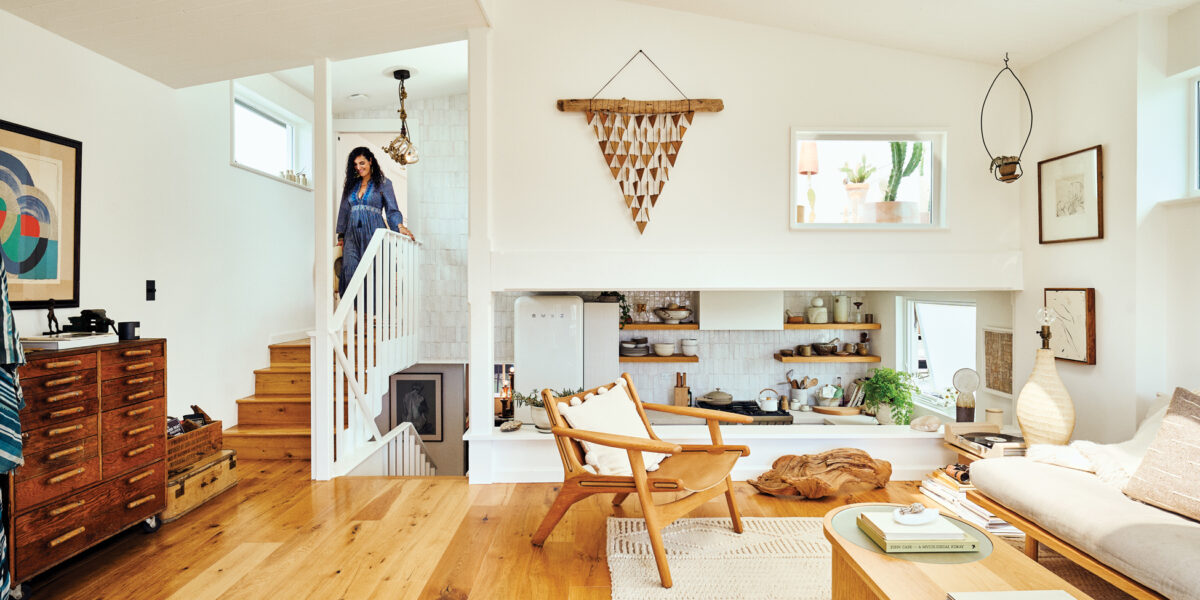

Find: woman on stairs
<box><xmin>336</xmin><ymin>146</ymin><xmax>415</xmax><ymax>294</ymax></box>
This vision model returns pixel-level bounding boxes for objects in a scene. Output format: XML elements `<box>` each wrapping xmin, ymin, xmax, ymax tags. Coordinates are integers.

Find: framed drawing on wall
<box><xmin>0</xmin><ymin>119</ymin><xmax>82</xmax><ymax>309</ymax></box>
<box><xmin>982</xmin><ymin>327</ymin><xmax>1013</xmax><ymax>398</ymax></box>
<box><xmin>1038</xmin><ymin>145</ymin><xmax>1102</xmax><ymax>244</ymax></box>
<box><xmin>390</xmin><ymin>372</ymin><xmax>442</xmax><ymax>442</ymax></box>
<box><xmin>1044</xmin><ymin>288</ymin><xmax>1097</xmax><ymax>364</ymax></box>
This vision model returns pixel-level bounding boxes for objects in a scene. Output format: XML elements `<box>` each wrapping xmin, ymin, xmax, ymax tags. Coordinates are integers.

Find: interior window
<box><xmin>906</xmin><ymin>301</ymin><xmax>977</xmax><ymax>408</ymax></box>
<box><xmin>233</xmin><ymin>99</ymin><xmax>293</xmax><ymax>177</ymax></box>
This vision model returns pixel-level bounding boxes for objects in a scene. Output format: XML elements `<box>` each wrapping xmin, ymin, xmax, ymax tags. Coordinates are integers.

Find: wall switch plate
<box><xmin>146</xmin><ymin>280</ymin><xmax>156</xmax><ymax>301</ymax></box>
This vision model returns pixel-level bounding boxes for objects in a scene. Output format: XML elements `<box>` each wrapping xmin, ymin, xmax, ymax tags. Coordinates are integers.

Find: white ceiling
<box><xmin>272</xmin><ymin>41</ymin><xmax>469</xmax><ymax>114</ymax></box>
<box><xmin>0</xmin><ymin>0</ymin><xmax>486</xmax><ymax>88</ymax></box>
<box><xmin>621</xmin><ymin>0</ymin><xmax>1196</xmax><ymax>65</ymax></box>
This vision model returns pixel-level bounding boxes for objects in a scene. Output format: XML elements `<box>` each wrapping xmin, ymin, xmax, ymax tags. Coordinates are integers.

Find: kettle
<box><xmin>757</xmin><ymin>388</ymin><xmax>780</xmax><ymax>412</ymax></box>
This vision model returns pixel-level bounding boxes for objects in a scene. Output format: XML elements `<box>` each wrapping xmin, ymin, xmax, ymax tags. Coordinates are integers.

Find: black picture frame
<box><xmin>389</xmin><ymin>372</ymin><xmax>443</xmax><ymax>442</ymax></box>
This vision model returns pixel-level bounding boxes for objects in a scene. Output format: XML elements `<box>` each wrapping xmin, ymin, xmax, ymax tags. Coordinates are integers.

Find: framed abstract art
<box><xmin>1044</xmin><ymin>288</ymin><xmax>1097</xmax><ymax>365</ymax></box>
<box><xmin>0</xmin><ymin>119</ymin><xmax>82</xmax><ymax>309</ymax></box>
<box><xmin>1037</xmin><ymin>145</ymin><xmax>1102</xmax><ymax>244</ymax></box>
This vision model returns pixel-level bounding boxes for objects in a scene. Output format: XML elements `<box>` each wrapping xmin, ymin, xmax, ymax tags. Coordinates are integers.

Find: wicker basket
<box><xmin>168</xmin><ymin>420</ymin><xmax>223</xmax><ymax>474</ymax></box>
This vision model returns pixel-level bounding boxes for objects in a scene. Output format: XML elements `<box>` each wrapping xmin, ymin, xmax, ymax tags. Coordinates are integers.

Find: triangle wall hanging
<box><xmin>556</xmin><ymin>50</ymin><xmax>723</xmax><ymax>234</ymax></box>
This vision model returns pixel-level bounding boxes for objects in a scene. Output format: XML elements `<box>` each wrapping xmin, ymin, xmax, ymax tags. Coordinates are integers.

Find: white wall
<box><xmin>1165</xmin><ymin>201</ymin><xmax>1200</xmax><ymax>390</ymax></box>
<box><xmin>0</xmin><ymin>10</ymin><xmax>314</xmax><ymax>423</ymax></box>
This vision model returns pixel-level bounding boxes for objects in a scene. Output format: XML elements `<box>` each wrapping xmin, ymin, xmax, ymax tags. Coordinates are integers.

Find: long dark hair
<box><xmin>342</xmin><ymin>146</ymin><xmax>385</xmax><ymax>199</ymax></box>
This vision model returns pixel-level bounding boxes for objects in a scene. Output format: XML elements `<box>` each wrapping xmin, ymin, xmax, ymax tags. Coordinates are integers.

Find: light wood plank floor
<box><xmin>28</xmin><ymin>459</ymin><xmax>926</xmax><ymax>599</ymax></box>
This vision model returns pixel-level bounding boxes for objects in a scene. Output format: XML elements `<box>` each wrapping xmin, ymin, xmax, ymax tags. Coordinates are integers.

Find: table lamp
<box><xmin>797</xmin><ymin>142</ymin><xmax>819</xmax><ymax>223</ymax></box>
<box><xmin>1016</xmin><ymin>307</ymin><xmax>1075</xmax><ymax>445</ymax></box>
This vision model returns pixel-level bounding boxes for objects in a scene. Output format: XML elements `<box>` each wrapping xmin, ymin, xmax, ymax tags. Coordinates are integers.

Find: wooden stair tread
<box><xmin>269</xmin><ymin>339</ymin><xmax>311</xmax><ymax>349</ymax></box>
<box><xmin>225</xmin><ymin>425</ymin><xmax>311</xmax><ymax>436</ymax></box>
<box><xmin>254</xmin><ymin>366</ymin><xmax>310</xmax><ymax>374</ymax></box>
<box><xmin>236</xmin><ymin>395</ymin><xmax>309</xmax><ymax>404</ymax></box>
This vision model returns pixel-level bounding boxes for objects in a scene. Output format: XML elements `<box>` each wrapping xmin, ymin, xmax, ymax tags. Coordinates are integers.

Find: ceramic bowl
<box><xmin>620</xmin><ymin>341</ymin><xmax>637</xmax><ymax>349</ymax></box>
<box><xmin>652</xmin><ymin>343</ymin><xmax>675</xmax><ymax>357</ymax></box>
<box><xmin>654</xmin><ymin>308</ymin><xmax>692</xmax><ymax>324</ymax></box>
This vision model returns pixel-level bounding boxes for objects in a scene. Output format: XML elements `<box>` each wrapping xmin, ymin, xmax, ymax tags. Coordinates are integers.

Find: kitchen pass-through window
<box><xmin>904</xmin><ymin>300</ymin><xmax>976</xmax><ymax>414</ymax></box>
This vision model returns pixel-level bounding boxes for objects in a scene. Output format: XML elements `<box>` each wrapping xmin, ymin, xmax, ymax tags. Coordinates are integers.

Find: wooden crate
<box><xmin>163</xmin><ymin>449</ymin><xmax>238</xmax><ymax>523</ymax></box>
<box><xmin>167</xmin><ymin>420</ymin><xmax>222</xmax><ymax>474</ymax></box>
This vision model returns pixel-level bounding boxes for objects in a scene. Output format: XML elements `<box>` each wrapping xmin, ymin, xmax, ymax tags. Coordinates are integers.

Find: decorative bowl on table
<box><xmin>654</xmin><ymin>307</ymin><xmax>692</xmax><ymax>324</ymax></box>
<box><xmin>651</xmin><ymin>343</ymin><xmax>676</xmax><ymax>357</ymax></box>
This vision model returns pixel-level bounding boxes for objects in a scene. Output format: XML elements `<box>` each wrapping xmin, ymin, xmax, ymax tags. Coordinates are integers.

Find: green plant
<box><xmin>603</xmin><ymin>291</ymin><xmax>633</xmax><ymax>327</ymax></box>
<box><xmin>861</xmin><ymin>367</ymin><xmax>916</xmax><ymax>424</ymax></box>
<box><xmin>883</xmin><ymin>142</ymin><xmax>924</xmax><ymax>202</ymax></box>
<box><xmin>515</xmin><ymin>387</ymin><xmax>585</xmax><ymax>409</ymax></box>
<box><xmin>839</xmin><ymin>155</ymin><xmax>876</xmax><ymax>184</ymax></box>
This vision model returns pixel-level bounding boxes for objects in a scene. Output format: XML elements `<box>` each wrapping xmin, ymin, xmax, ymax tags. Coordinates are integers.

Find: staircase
<box><xmin>224</xmin><ymin>339</ymin><xmax>312</xmax><ymax>460</ymax></box>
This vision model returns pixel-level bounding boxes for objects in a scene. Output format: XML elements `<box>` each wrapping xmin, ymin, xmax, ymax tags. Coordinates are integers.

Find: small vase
<box><xmin>956</xmin><ymin>406</ymin><xmax>975</xmax><ymax>423</ymax></box>
<box><xmin>874</xmin><ymin>404</ymin><xmax>894</xmax><ymax>425</ymax></box>
<box><xmin>531</xmin><ymin>407</ymin><xmax>551</xmax><ymax>431</ymax></box>
<box><xmin>844</xmin><ymin>183</ymin><xmax>870</xmax><ymax>222</ymax></box>
<box><xmin>1016</xmin><ymin>349</ymin><xmax>1075</xmax><ymax>444</ymax></box>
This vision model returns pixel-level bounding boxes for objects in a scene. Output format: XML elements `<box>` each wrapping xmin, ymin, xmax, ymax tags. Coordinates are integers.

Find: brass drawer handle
<box><xmin>125</xmin><ymin>444</ymin><xmax>155</xmax><ymax>457</ymax></box>
<box><xmin>49</xmin><ymin>406</ymin><xmax>85</xmax><ymax>419</ymax></box>
<box><xmin>45</xmin><ymin>375</ymin><xmax>82</xmax><ymax>388</ymax></box>
<box><xmin>49</xmin><ymin>527</ymin><xmax>85</xmax><ymax>547</ymax></box>
<box><xmin>49</xmin><ymin>445</ymin><xmax>85</xmax><ymax>460</ymax></box>
<box><xmin>124</xmin><ymin>361</ymin><xmax>154</xmax><ymax>372</ymax></box>
<box><xmin>122</xmin><ymin>349</ymin><xmax>153</xmax><ymax>357</ymax></box>
<box><xmin>48</xmin><ymin>499</ymin><xmax>86</xmax><ymax>517</ymax></box>
<box><xmin>48</xmin><ymin>424</ymin><xmax>84</xmax><ymax>437</ymax></box>
<box><xmin>46</xmin><ymin>390</ymin><xmax>84</xmax><ymax>404</ymax></box>
<box><xmin>48</xmin><ymin>467</ymin><xmax>86</xmax><ymax>484</ymax></box>
<box><xmin>127</xmin><ymin>469</ymin><xmax>155</xmax><ymax>484</ymax></box>
<box><xmin>126</xmin><ymin>390</ymin><xmax>153</xmax><ymax>402</ymax></box>
<box><xmin>126</xmin><ymin>494</ymin><xmax>156</xmax><ymax>509</ymax></box>
<box><xmin>126</xmin><ymin>406</ymin><xmax>154</xmax><ymax>417</ymax></box>
<box><xmin>126</xmin><ymin>424</ymin><xmax>154</xmax><ymax>437</ymax></box>
<box><xmin>45</xmin><ymin>359</ymin><xmax>82</xmax><ymax>370</ymax></box>
<box><xmin>125</xmin><ymin>375</ymin><xmax>154</xmax><ymax>385</ymax></box>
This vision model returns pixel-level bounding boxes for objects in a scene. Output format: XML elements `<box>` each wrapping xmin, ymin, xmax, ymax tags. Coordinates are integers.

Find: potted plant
<box><xmin>839</xmin><ymin>155</ymin><xmax>875</xmax><ymax>222</ymax></box>
<box><xmin>867</xmin><ymin>141</ymin><xmax>923</xmax><ymax>223</ymax></box>
<box><xmin>516</xmin><ymin>387</ymin><xmax>583</xmax><ymax>431</ymax></box>
<box><xmin>860</xmin><ymin>367</ymin><xmax>916</xmax><ymax>425</ymax></box>
<box><xmin>600</xmin><ymin>291</ymin><xmax>633</xmax><ymax>327</ymax></box>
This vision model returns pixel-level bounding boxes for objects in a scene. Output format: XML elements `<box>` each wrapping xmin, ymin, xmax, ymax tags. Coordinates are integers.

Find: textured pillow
<box><xmin>1123</xmin><ymin>387</ymin><xmax>1200</xmax><ymax>521</ymax></box>
<box><xmin>557</xmin><ymin>380</ymin><xmax>669</xmax><ymax>476</ymax></box>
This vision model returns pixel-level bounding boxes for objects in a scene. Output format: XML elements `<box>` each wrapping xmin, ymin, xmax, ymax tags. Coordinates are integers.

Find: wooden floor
<box><xmin>29</xmin><ymin>460</ymin><xmax>925</xmax><ymax>599</ymax></box>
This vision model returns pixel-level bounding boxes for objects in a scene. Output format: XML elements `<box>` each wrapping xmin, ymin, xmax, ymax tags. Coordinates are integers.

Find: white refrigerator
<box><xmin>513</xmin><ymin>296</ymin><xmax>619</xmax><ymax>417</ymax></box>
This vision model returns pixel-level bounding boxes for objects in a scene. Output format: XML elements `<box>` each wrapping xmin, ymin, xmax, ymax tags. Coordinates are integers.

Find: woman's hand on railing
<box><xmin>397</xmin><ymin>224</ymin><xmax>416</xmax><ymax>242</ymax></box>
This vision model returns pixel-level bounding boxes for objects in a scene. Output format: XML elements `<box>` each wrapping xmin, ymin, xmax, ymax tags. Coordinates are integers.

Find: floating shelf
<box><xmin>773</xmin><ymin>353</ymin><xmax>881</xmax><ymax>363</ymax></box>
<box><xmin>783</xmin><ymin>323</ymin><xmax>882</xmax><ymax>330</ymax></box>
<box><xmin>620</xmin><ymin>354</ymin><xmax>699</xmax><ymax>363</ymax></box>
<box><xmin>622</xmin><ymin>322</ymin><xmax>699</xmax><ymax>330</ymax></box>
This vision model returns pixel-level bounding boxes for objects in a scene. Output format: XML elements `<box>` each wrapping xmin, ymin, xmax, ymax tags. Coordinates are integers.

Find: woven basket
<box><xmin>168</xmin><ymin>420</ymin><xmax>223</xmax><ymax>474</ymax></box>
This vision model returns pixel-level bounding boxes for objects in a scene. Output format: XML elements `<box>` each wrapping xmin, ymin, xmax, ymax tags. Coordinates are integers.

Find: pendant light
<box><xmin>980</xmin><ymin>53</ymin><xmax>1032</xmax><ymax>182</ymax></box>
<box><xmin>383</xmin><ymin>69</ymin><xmax>419</xmax><ymax>166</ymax></box>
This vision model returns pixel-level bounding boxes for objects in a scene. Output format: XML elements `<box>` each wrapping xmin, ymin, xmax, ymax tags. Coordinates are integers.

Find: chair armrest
<box><xmin>642</xmin><ymin>403</ymin><xmax>754</xmax><ymax>424</ymax></box>
<box><xmin>550</xmin><ymin>427</ymin><xmax>682</xmax><ymax>454</ymax></box>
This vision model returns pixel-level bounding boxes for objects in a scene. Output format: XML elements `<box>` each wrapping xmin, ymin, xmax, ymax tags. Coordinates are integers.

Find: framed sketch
<box><xmin>0</xmin><ymin>119</ymin><xmax>82</xmax><ymax>308</ymax></box>
<box><xmin>390</xmin><ymin>372</ymin><xmax>443</xmax><ymax>442</ymax></box>
<box><xmin>982</xmin><ymin>327</ymin><xmax>1013</xmax><ymax>398</ymax></box>
<box><xmin>1038</xmin><ymin>145</ymin><xmax>1102</xmax><ymax>244</ymax></box>
<box><xmin>1044</xmin><ymin>288</ymin><xmax>1096</xmax><ymax>364</ymax></box>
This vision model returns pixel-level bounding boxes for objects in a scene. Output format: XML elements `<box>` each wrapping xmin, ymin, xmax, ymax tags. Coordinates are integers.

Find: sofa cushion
<box><xmin>557</xmin><ymin>380</ymin><xmax>667</xmax><ymax>477</ymax></box>
<box><xmin>1124</xmin><ymin>387</ymin><xmax>1200</xmax><ymax>522</ymax></box>
<box><xmin>972</xmin><ymin>458</ymin><xmax>1200</xmax><ymax>600</ymax></box>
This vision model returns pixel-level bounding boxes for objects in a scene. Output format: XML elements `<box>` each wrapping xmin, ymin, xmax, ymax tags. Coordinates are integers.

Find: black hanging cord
<box><xmin>589</xmin><ymin>50</ymin><xmax>691</xmax><ymax>112</ymax></box>
<box><xmin>980</xmin><ymin>53</ymin><xmax>1033</xmax><ymax>163</ymax></box>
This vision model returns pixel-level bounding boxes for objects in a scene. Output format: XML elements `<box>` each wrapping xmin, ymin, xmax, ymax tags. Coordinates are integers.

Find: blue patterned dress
<box><xmin>0</xmin><ymin>258</ymin><xmax>25</xmax><ymax>600</ymax></box>
<box><xmin>335</xmin><ymin>177</ymin><xmax>403</xmax><ymax>295</ymax></box>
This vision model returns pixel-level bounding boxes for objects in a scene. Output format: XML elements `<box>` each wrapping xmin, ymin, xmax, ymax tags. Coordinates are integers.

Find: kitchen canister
<box><xmin>833</xmin><ymin>295</ymin><xmax>851</xmax><ymax>323</ymax></box>
<box><xmin>985</xmin><ymin>408</ymin><xmax>1004</xmax><ymax>427</ymax></box>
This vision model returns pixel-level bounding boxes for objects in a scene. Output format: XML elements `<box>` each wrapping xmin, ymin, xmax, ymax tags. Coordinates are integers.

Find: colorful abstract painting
<box><xmin>0</xmin><ymin>120</ymin><xmax>80</xmax><ymax>309</ymax></box>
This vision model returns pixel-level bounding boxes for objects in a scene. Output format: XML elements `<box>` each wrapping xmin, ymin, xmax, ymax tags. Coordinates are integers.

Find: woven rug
<box><xmin>606</xmin><ymin>517</ymin><xmax>831</xmax><ymax>600</ymax></box>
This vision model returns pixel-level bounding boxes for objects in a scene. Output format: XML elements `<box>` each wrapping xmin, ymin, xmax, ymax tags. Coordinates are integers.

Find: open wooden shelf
<box><xmin>620</xmin><ymin>354</ymin><xmax>699</xmax><ymax>363</ymax></box>
<box><xmin>773</xmin><ymin>353</ymin><xmax>881</xmax><ymax>363</ymax></box>
<box><xmin>622</xmin><ymin>322</ymin><xmax>699</xmax><ymax>330</ymax></box>
<box><xmin>783</xmin><ymin>322</ymin><xmax>881</xmax><ymax>330</ymax></box>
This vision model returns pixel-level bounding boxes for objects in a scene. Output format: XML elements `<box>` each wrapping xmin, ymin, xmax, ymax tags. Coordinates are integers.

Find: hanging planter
<box><xmin>980</xmin><ymin>54</ymin><xmax>1033</xmax><ymax>183</ymax></box>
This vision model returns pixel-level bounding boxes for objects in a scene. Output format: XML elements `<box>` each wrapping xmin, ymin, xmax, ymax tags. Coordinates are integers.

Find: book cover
<box><xmin>860</xmin><ymin>510</ymin><xmax>966</xmax><ymax>540</ymax></box>
<box><xmin>858</xmin><ymin>516</ymin><xmax>979</xmax><ymax>553</ymax></box>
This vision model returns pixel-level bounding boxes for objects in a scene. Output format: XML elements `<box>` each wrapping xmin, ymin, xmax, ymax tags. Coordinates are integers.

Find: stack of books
<box><xmin>856</xmin><ymin>511</ymin><xmax>979</xmax><ymax>553</ymax></box>
<box><xmin>920</xmin><ymin>469</ymin><xmax>1024</xmax><ymax>539</ymax></box>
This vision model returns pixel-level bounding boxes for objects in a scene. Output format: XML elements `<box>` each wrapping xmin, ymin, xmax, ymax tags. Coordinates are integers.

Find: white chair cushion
<box><xmin>557</xmin><ymin>381</ymin><xmax>668</xmax><ymax>476</ymax></box>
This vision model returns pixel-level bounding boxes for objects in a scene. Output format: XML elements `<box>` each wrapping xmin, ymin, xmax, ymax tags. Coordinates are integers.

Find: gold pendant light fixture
<box><xmin>383</xmin><ymin>69</ymin><xmax>419</xmax><ymax>166</ymax></box>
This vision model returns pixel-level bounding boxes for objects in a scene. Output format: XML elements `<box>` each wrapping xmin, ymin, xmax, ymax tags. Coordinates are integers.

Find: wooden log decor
<box><xmin>748</xmin><ymin>448</ymin><xmax>892</xmax><ymax>499</ymax></box>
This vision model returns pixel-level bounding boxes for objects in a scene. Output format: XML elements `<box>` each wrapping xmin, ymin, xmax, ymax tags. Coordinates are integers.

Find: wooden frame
<box><xmin>530</xmin><ymin>373</ymin><xmax>750</xmax><ymax>589</ymax></box>
<box><xmin>389</xmin><ymin>372</ymin><xmax>443</xmax><ymax>442</ymax></box>
<box><xmin>1043</xmin><ymin>288</ymin><xmax>1096</xmax><ymax>364</ymax></box>
<box><xmin>1038</xmin><ymin>145</ymin><xmax>1103</xmax><ymax>244</ymax></box>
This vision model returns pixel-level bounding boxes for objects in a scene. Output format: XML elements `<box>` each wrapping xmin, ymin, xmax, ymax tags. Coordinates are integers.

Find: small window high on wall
<box><xmin>790</xmin><ymin>130</ymin><xmax>946</xmax><ymax>229</ymax></box>
<box><xmin>904</xmin><ymin>300</ymin><xmax>976</xmax><ymax>414</ymax></box>
<box><xmin>230</xmin><ymin>83</ymin><xmax>312</xmax><ymax>188</ymax></box>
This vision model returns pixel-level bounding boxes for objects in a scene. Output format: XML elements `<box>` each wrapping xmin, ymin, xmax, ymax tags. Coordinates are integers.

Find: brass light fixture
<box><xmin>383</xmin><ymin>69</ymin><xmax>418</xmax><ymax>165</ymax></box>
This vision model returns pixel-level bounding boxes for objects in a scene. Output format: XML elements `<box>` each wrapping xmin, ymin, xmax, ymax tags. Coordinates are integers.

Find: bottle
<box><xmin>834</xmin><ymin>377</ymin><xmax>844</xmax><ymax>405</ymax></box>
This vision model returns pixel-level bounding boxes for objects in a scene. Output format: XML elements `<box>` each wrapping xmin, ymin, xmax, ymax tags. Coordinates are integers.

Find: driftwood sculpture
<box><xmin>748</xmin><ymin>448</ymin><xmax>892</xmax><ymax>499</ymax></box>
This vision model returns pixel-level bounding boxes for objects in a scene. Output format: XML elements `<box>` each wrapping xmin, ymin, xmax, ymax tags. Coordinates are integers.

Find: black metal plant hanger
<box><xmin>980</xmin><ymin>53</ymin><xmax>1033</xmax><ymax>182</ymax></box>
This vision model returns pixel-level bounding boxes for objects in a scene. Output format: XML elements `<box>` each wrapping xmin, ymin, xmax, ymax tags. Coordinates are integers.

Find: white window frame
<box><xmin>789</xmin><ymin>128</ymin><xmax>948</xmax><ymax>231</ymax></box>
<box><xmin>901</xmin><ymin>298</ymin><xmax>976</xmax><ymax>418</ymax></box>
<box><xmin>1190</xmin><ymin>76</ymin><xmax>1200</xmax><ymax>195</ymax></box>
<box><xmin>230</xmin><ymin>83</ymin><xmax>313</xmax><ymax>191</ymax></box>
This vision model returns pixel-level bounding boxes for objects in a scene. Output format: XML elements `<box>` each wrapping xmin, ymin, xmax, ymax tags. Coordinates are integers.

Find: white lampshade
<box><xmin>797</xmin><ymin>142</ymin><xmax>819</xmax><ymax>175</ymax></box>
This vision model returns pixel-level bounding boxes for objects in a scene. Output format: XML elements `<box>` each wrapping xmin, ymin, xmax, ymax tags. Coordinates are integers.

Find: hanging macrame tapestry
<box><xmin>557</xmin><ymin>51</ymin><xmax>723</xmax><ymax>234</ymax></box>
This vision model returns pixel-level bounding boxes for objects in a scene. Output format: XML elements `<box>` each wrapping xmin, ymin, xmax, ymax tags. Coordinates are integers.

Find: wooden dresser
<box><xmin>4</xmin><ymin>339</ymin><xmax>167</xmax><ymax>583</ymax></box>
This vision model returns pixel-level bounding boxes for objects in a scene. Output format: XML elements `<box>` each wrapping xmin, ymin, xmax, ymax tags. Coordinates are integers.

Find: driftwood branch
<box><xmin>556</xmin><ymin>98</ymin><xmax>724</xmax><ymax>113</ymax></box>
<box><xmin>748</xmin><ymin>448</ymin><xmax>892</xmax><ymax>499</ymax></box>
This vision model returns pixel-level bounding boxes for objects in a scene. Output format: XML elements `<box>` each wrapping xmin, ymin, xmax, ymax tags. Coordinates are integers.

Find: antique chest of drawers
<box><xmin>3</xmin><ymin>339</ymin><xmax>167</xmax><ymax>583</ymax></box>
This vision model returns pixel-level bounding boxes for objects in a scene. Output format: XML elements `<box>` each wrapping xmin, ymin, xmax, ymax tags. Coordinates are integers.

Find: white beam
<box><xmin>467</xmin><ymin>26</ymin><xmax>495</xmax><ymax>483</ymax></box>
<box><xmin>311</xmin><ymin>57</ymin><xmax>335</xmax><ymax>481</ymax></box>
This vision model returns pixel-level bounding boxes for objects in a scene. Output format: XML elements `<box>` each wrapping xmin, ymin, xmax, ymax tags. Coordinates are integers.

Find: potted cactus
<box><xmin>839</xmin><ymin>155</ymin><xmax>876</xmax><ymax>222</ymax></box>
<box><xmin>868</xmin><ymin>141</ymin><xmax>924</xmax><ymax>223</ymax></box>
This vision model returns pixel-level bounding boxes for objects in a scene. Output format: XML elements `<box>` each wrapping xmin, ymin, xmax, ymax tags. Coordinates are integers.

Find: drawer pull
<box><xmin>45</xmin><ymin>375</ymin><xmax>82</xmax><ymax>388</ymax></box>
<box><xmin>127</xmin><ymin>469</ymin><xmax>155</xmax><ymax>484</ymax></box>
<box><xmin>45</xmin><ymin>359</ymin><xmax>82</xmax><ymax>370</ymax></box>
<box><xmin>49</xmin><ymin>406</ymin><xmax>85</xmax><ymax>419</ymax></box>
<box><xmin>48</xmin><ymin>445</ymin><xmax>85</xmax><ymax>460</ymax></box>
<box><xmin>124</xmin><ymin>361</ymin><xmax>155</xmax><ymax>372</ymax></box>
<box><xmin>49</xmin><ymin>527</ymin><xmax>86</xmax><ymax>547</ymax></box>
<box><xmin>46</xmin><ymin>390</ymin><xmax>83</xmax><ymax>403</ymax></box>
<box><xmin>125</xmin><ymin>375</ymin><xmax>154</xmax><ymax>385</ymax></box>
<box><xmin>126</xmin><ymin>390</ymin><xmax>153</xmax><ymax>402</ymax></box>
<box><xmin>122</xmin><ymin>349</ymin><xmax>153</xmax><ymax>357</ymax></box>
<box><xmin>48</xmin><ymin>424</ymin><xmax>84</xmax><ymax>437</ymax></box>
<box><xmin>48</xmin><ymin>467</ymin><xmax>86</xmax><ymax>484</ymax></box>
<box><xmin>125</xmin><ymin>444</ymin><xmax>155</xmax><ymax>457</ymax></box>
<box><xmin>48</xmin><ymin>500</ymin><xmax>86</xmax><ymax>517</ymax></box>
<box><xmin>126</xmin><ymin>494</ymin><xmax>157</xmax><ymax>510</ymax></box>
<box><xmin>126</xmin><ymin>405</ymin><xmax>154</xmax><ymax>417</ymax></box>
<box><xmin>126</xmin><ymin>424</ymin><xmax>154</xmax><ymax>437</ymax></box>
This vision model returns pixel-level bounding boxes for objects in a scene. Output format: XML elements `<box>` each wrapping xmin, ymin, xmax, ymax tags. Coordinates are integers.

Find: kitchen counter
<box><xmin>644</xmin><ymin>409</ymin><xmax>878</xmax><ymax>426</ymax></box>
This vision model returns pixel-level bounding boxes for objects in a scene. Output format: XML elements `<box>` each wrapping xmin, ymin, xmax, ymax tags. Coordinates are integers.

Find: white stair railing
<box><xmin>321</xmin><ymin>228</ymin><xmax>429</xmax><ymax>477</ymax></box>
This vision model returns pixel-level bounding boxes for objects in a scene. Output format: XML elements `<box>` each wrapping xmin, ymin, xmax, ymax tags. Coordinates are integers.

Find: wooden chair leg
<box><xmin>723</xmin><ymin>476</ymin><xmax>744</xmax><ymax>534</ymax></box>
<box><xmin>612</xmin><ymin>492</ymin><xmax>630</xmax><ymax>505</ymax></box>
<box><xmin>629</xmin><ymin>451</ymin><xmax>672</xmax><ymax>588</ymax></box>
<box><xmin>532</xmin><ymin>487</ymin><xmax>584</xmax><ymax>546</ymax></box>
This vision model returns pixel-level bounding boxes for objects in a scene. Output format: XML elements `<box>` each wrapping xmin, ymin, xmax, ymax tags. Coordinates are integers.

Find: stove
<box><xmin>697</xmin><ymin>401</ymin><xmax>794</xmax><ymax>425</ymax></box>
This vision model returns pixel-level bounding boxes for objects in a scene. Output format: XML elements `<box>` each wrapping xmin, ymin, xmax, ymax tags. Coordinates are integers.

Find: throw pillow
<box><xmin>1123</xmin><ymin>387</ymin><xmax>1200</xmax><ymax>521</ymax></box>
<box><xmin>557</xmin><ymin>380</ymin><xmax>669</xmax><ymax>477</ymax></box>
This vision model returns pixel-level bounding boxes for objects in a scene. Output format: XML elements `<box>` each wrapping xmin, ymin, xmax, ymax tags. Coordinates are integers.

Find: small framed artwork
<box><xmin>982</xmin><ymin>327</ymin><xmax>1013</xmax><ymax>398</ymax></box>
<box><xmin>1044</xmin><ymin>288</ymin><xmax>1096</xmax><ymax>364</ymax></box>
<box><xmin>1038</xmin><ymin>145</ymin><xmax>1103</xmax><ymax>244</ymax></box>
<box><xmin>390</xmin><ymin>372</ymin><xmax>443</xmax><ymax>442</ymax></box>
<box><xmin>0</xmin><ymin>119</ymin><xmax>83</xmax><ymax>308</ymax></box>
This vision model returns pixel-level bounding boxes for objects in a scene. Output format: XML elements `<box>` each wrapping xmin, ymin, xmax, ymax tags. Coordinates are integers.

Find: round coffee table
<box><xmin>823</xmin><ymin>503</ymin><xmax>1092</xmax><ymax>600</ymax></box>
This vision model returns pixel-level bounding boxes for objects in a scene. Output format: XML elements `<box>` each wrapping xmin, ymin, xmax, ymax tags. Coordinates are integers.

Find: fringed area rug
<box><xmin>607</xmin><ymin>517</ymin><xmax>831</xmax><ymax>600</ymax></box>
